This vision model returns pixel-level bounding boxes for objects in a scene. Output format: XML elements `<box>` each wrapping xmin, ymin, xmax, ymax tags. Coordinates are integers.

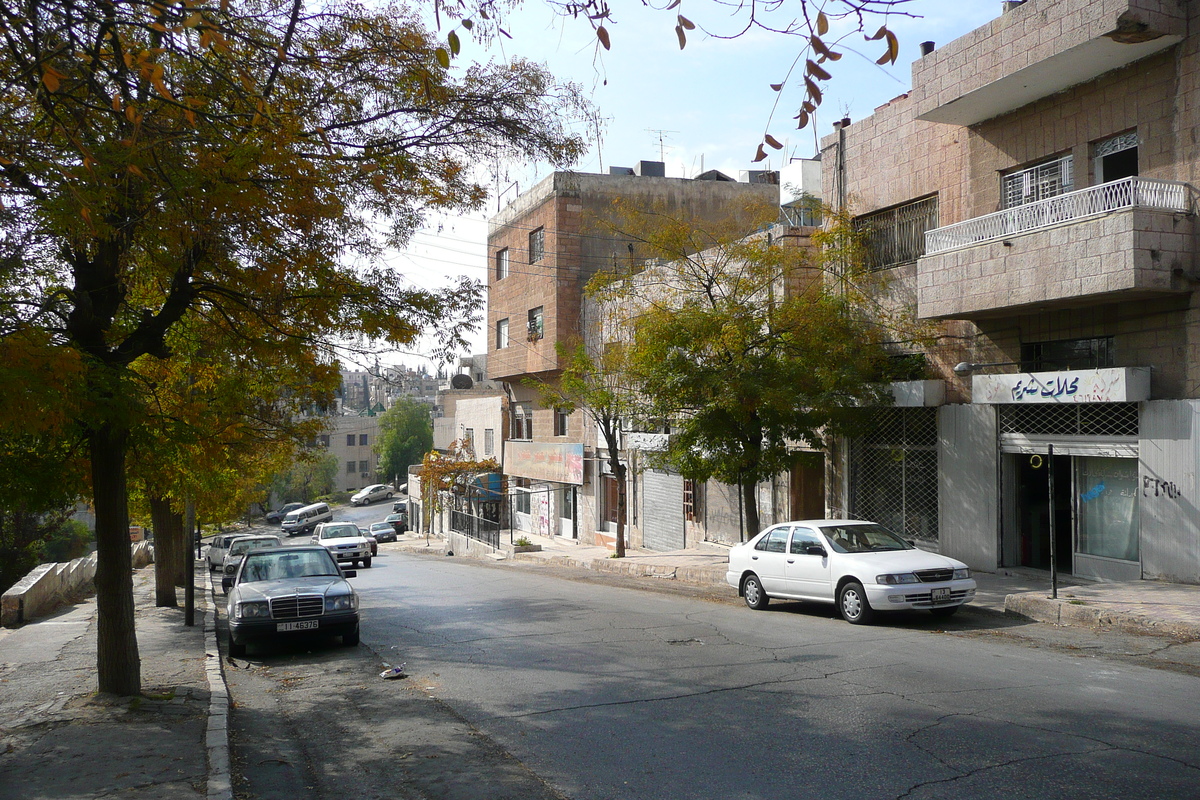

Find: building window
<box><xmin>527</xmin><ymin>307</ymin><xmax>544</xmax><ymax>341</ymax></box>
<box><xmin>346</xmin><ymin>461</ymin><xmax>356</xmax><ymax>474</ymax></box>
<box><xmin>554</xmin><ymin>409</ymin><xmax>569</xmax><ymax>436</ymax></box>
<box><xmin>854</xmin><ymin>195</ymin><xmax>938</xmax><ymax>271</ymax></box>
<box><xmin>514</xmin><ymin>478</ymin><xmax>531</xmax><ymax>514</ymax></box>
<box><xmin>683</xmin><ymin>479</ymin><xmax>703</xmax><ymax>522</ymax></box>
<box><xmin>358</xmin><ymin>460</ymin><xmax>369</xmax><ymax>473</ymax></box>
<box><xmin>483</xmin><ymin>428</ymin><xmax>494</xmax><ymax>456</ymax></box>
<box><xmin>463</xmin><ymin>428</ymin><xmax>474</xmax><ymax>450</ymax></box>
<box><xmin>320</xmin><ymin>435</ymin><xmax>330</xmax><ymax>447</ymax></box>
<box><xmin>1003</xmin><ymin>154</ymin><xmax>1073</xmax><ymax>208</ymax></box>
<box><xmin>496</xmin><ymin>318</ymin><xmax>509</xmax><ymax>350</ymax></box>
<box><xmin>359</xmin><ymin>433</ymin><xmax>368</xmax><ymax>446</ymax></box>
<box><xmin>512</xmin><ymin>404</ymin><xmax>532</xmax><ymax>440</ymax></box>
<box><xmin>561</xmin><ymin>486</ymin><xmax>574</xmax><ymax>521</ymax></box>
<box><xmin>529</xmin><ymin>227</ymin><xmax>544</xmax><ymax>263</ymax></box>
<box><xmin>496</xmin><ymin>247</ymin><xmax>510</xmax><ymax>279</ymax></box>
<box><xmin>1021</xmin><ymin>336</ymin><xmax>1114</xmax><ymax>372</ymax></box>
<box><xmin>1095</xmin><ymin>132</ymin><xmax>1138</xmax><ymax>184</ymax></box>
<box><xmin>346</xmin><ymin>434</ymin><xmax>356</xmax><ymax>446</ymax></box>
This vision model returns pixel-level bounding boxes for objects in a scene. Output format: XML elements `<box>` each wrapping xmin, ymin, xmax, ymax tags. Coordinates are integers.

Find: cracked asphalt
<box><xmin>220</xmin><ymin>549</ymin><xmax>1200</xmax><ymax>800</ymax></box>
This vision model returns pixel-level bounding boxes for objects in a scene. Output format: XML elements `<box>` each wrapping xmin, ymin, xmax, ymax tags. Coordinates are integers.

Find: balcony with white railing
<box><xmin>917</xmin><ymin>177</ymin><xmax>1196</xmax><ymax>320</ymax></box>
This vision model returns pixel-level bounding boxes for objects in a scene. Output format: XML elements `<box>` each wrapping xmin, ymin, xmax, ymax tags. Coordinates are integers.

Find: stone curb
<box><xmin>202</xmin><ymin>567</ymin><xmax>233</xmax><ymax>800</ymax></box>
<box><xmin>1004</xmin><ymin>593</ymin><xmax>1200</xmax><ymax>639</ymax></box>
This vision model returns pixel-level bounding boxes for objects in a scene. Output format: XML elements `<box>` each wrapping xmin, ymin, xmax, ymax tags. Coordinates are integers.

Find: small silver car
<box><xmin>350</xmin><ymin>484</ymin><xmax>393</xmax><ymax>506</ymax></box>
<box><xmin>311</xmin><ymin>522</ymin><xmax>372</xmax><ymax>569</ymax></box>
<box><xmin>206</xmin><ymin>534</ymin><xmax>241</xmax><ymax>571</ymax></box>
<box><xmin>225</xmin><ymin>545</ymin><xmax>359</xmax><ymax>658</ymax></box>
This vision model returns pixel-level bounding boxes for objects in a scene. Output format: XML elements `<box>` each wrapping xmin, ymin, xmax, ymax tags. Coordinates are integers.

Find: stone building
<box><xmin>825</xmin><ymin>0</ymin><xmax>1200</xmax><ymax>583</ymax></box>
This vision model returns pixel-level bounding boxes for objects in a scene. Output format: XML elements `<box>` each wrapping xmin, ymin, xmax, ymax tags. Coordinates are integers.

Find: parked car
<box><xmin>311</xmin><ymin>522</ymin><xmax>373</xmax><ymax>568</ymax></box>
<box><xmin>391</xmin><ymin>499</ymin><xmax>407</xmax><ymax>513</ymax></box>
<box><xmin>221</xmin><ymin>535</ymin><xmax>283</xmax><ymax>590</ymax></box>
<box><xmin>281</xmin><ymin>502</ymin><xmax>333</xmax><ymax>537</ymax></box>
<box><xmin>357</xmin><ymin>526</ymin><xmax>378</xmax><ymax>557</ymax></box>
<box><xmin>266</xmin><ymin>502</ymin><xmax>306</xmax><ymax>525</ymax></box>
<box><xmin>726</xmin><ymin>519</ymin><xmax>977</xmax><ymax>624</ymax></box>
<box><xmin>385</xmin><ymin>512</ymin><xmax>408</xmax><ymax>536</ymax></box>
<box><xmin>369</xmin><ymin>521</ymin><xmax>397</xmax><ymax>544</ymax></box>
<box><xmin>206</xmin><ymin>534</ymin><xmax>241</xmax><ymax>572</ymax></box>
<box><xmin>351</xmin><ymin>484</ymin><xmax>393</xmax><ymax>506</ymax></box>
<box><xmin>225</xmin><ymin>545</ymin><xmax>359</xmax><ymax>658</ymax></box>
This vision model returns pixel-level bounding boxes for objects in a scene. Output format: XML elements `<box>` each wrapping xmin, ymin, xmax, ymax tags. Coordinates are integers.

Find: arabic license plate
<box><xmin>930</xmin><ymin>587</ymin><xmax>952</xmax><ymax>604</ymax></box>
<box><xmin>277</xmin><ymin>620</ymin><xmax>319</xmax><ymax>632</ymax></box>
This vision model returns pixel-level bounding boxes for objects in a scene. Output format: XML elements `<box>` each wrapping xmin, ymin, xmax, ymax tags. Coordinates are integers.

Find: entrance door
<box><xmin>790</xmin><ymin>453</ymin><xmax>825</xmax><ymax>520</ymax></box>
<box><xmin>1015</xmin><ymin>453</ymin><xmax>1073</xmax><ymax>573</ymax></box>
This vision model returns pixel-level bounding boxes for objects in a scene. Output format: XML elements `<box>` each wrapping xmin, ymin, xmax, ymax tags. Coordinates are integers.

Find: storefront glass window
<box><xmin>1076</xmin><ymin>457</ymin><xmax>1139</xmax><ymax>561</ymax></box>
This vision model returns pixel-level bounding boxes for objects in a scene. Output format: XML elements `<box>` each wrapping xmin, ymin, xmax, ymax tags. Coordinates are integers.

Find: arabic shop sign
<box><xmin>972</xmin><ymin>367</ymin><xmax>1150</xmax><ymax>404</ymax></box>
<box><xmin>505</xmin><ymin>441</ymin><xmax>585</xmax><ymax>484</ymax></box>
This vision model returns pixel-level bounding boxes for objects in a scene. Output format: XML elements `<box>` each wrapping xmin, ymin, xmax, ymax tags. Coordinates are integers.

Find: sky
<box><xmin>373</xmin><ymin>1</ymin><xmax>1002</xmax><ymax>372</ymax></box>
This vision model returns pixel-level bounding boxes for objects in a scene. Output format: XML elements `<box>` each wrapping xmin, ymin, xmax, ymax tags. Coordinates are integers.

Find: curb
<box><xmin>1004</xmin><ymin>593</ymin><xmax>1200</xmax><ymax>639</ymax></box>
<box><xmin>202</xmin><ymin>566</ymin><xmax>233</xmax><ymax>800</ymax></box>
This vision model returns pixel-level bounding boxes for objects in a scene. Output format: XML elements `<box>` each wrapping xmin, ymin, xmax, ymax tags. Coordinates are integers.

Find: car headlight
<box><xmin>325</xmin><ymin>593</ymin><xmax>358</xmax><ymax>612</ymax></box>
<box><xmin>953</xmin><ymin>568</ymin><xmax>971</xmax><ymax>580</ymax></box>
<box><xmin>236</xmin><ymin>601</ymin><xmax>270</xmax><ymax>619</ymax></box>
<box><xmin>876</xmin><ymin>572</ymin><xmax>920</xmax><ymax>585</ymax></box>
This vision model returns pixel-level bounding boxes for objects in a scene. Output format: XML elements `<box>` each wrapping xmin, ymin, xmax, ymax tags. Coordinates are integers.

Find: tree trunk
<box><xmin>615</xmin><ymin>461</ymin><xmax>627</xmax><ymax>558</ymax></box>
<box><xmin>742</xmin><ymin>478</ymin><xmax>760</xmax><ymax>538</ymax></box>
<box><xmin>149</xmin><ymin>497</ymin><xmax>179</xmax><ymax>606</ymax></box>
<box><xmin>90</xmin><ymin>426</ymin><xmax>142</xmax><ymax>696</ymax></box>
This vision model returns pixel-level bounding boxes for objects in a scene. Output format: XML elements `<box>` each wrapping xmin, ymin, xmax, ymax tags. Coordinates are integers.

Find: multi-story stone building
<box><xmin>825</xmin><ymin>0</ymin><xmax>1200</xmax><ymax>583</ymax></box>
<box><xmin>487</xmin><ymin>162</ymin><xmax>783</xmax><ymax>548</ymax></box>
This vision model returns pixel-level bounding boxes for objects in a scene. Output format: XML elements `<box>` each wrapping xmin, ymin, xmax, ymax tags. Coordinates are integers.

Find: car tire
<box><xmin>742</xmin><ymin>574</ymin><xmax>769</xmax><ymax>610</ymax></box>
<box><xmin>930</xmin><ymin>605</ymin><xmax>959</xmax><ymax>620</ymax></box>
<box><xmin>228</xmin><ymin>636</ymin><xmax>246</xmax><ymax>658</ymax></box>
<box><xmin>839</xmin><ymin>581</ymin><xmax>874</xmax><ymax>625</ymax></box>
<box><xmin>343</xmin><ymin>626</ymin><xmax>360</xmax><ymax>647</ymax></box>
<box><xmin>363</xmin><ymin>556</ymin><xmax>372</xmax><ymax>568</ymax></box>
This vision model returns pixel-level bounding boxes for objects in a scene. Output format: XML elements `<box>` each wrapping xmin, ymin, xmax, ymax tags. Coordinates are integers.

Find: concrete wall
<box><xmin>2</xmin><ymin>542</ymin><xmax>154</xmax><ymax>627</ymax></box>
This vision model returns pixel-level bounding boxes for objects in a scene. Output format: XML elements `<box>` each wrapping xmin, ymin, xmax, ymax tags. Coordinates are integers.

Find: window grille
<box><xmin>998</xmin><ymin>403</ymin><xmax>1138</xmax><ymax>436</ymax></box>
<box><xmin>854</xmin><ymin>196</ymin><xmax>938</xmax><ymax>270</ymax></box>
<box><xmin>1004</xmin><ymin>155</ymin><xmax>1073</xmax><ymax>208</ymax></box>
<box><xmin>849</xmin><ymin>408</ymin><xmax>939</xmax><ymax>545</ymax></box>
<box><xmin>346</xmin><ymin>461</ymin><xmax>356</xmax><ymax>474</ymax></box>
<box><xmin>529</xmin><ymin>228</ymin><xmax>545</xmax><ymax>263</ymax></box>
<box><xmin>527</xmin><ymin>307</ymin><xmax>544</xmax><ymax>341</ymax></box>
<box><xmin>1095</xmin><ymin>132</ymin><xmax>1138</xmax><ymax>158</ymax></box>
<box><xmin>483</xmin><ymin>428</ymin><xmax>494</xmax><ymax>456</ymax></box>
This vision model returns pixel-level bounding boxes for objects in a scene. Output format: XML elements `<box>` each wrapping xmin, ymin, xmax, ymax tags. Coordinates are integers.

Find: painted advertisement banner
<box><xmin>505</xmin><ymin>441</ymin><xmax>585</xmax><ymax>484</ymax></box>
<box><xmin>972</xmin><ymin>367</ymin><xmax>1150</xmax><ymax>404</ymax></box>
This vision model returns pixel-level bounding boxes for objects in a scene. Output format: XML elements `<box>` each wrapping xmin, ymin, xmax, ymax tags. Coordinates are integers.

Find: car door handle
<box><xmin>751</xmin><ymin>555</ymin><xmax>758</xmax><ymax>560</ymax></box>
<box><xmin>787</xmin><ymin>559</ymin><xmax>794</xmax><ymax>564</ymax></box>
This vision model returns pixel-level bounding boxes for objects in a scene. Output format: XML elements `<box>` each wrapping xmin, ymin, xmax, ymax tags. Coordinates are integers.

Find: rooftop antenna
<box><xmin>646</xmin><ymin>128</ymin><xmax>678</xmax><ymax>163</ymax></box>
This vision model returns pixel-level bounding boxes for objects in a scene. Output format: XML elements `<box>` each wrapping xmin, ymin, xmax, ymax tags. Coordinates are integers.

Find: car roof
<box><xmin>764</xmin><ymin>519</ymin><xmax>874</xmax><ymax>529</ymax></box>
<box><xmin>245</xmin><ymin>544</ymin><xmax>329</xmax><ymax>556</ymax></box>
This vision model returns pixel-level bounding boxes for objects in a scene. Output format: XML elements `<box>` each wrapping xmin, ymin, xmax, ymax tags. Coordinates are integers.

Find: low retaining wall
<box><xmin>1</xmin><ymin>542</ymin><xmax>155</xmax><ymax>627</ymax></box>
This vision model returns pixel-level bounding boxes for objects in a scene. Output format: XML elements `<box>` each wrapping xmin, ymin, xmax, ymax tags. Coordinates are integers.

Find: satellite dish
<box><xmin>450</xmin><ymin>374</ymin><xmax>473</xmax><ymax>389</ymax></box>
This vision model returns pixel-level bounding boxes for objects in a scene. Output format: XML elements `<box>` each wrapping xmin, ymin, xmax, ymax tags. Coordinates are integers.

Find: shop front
<box><xmin>504</xmin><ymin>441</ymin><xmax>584</xmax><ymax>540</ymax></box>
<box><xmin>975</xmin><ymin>368</ymin><xmax>1150</xmax><ymax>582</ymax></box>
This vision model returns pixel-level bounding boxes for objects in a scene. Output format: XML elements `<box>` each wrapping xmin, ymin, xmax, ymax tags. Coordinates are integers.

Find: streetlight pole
<box><xmin>1048</xmin><ymin>444</ymin><xmax>1058</xmax><ymax>600</ymax></box>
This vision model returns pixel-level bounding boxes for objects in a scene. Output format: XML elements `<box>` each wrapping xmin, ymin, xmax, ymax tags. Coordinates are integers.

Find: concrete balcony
<box><xmin>917</xmin><ymin>177</ymin><xmax>1195</xmax><ymax>320</ymax></box>
<box><xmin>912</xmin><ymin>0</ymin><xmax>1184</xmax><ymax>126</ymax></box>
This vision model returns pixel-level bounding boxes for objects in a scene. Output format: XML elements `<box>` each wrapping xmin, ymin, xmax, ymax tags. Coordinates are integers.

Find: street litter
<box><xmin>380</xmin><ymin>663</ymin><xmax>407</xmax><ymax>680</ymax></box>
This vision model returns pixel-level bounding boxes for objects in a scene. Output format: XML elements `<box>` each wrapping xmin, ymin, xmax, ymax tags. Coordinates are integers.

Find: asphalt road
<box><xmin>222</xmin><ymin>523</ymin><xmax>1200</xmax><ymax>800</ymax></box>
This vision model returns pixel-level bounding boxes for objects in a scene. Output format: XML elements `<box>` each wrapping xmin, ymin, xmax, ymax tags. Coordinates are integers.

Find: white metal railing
<box><xmin>925</xmin><ymin>177</ymin><xmax>1193</xmax><ymax>255</ymax></box>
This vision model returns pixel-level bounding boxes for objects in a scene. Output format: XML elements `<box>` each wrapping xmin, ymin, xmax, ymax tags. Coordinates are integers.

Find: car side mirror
<box><xmin>342</xmin><ymin>569</ymin><xmax>357</xmax><ymax>578</ymax></box>
<box><xmin>805</xmin><ymin>545</ymin><xmax>827</xmax><ymax>557</ymax></box>
<box><xmin>221</xmin><ymin>576</ymin><xmax>233</xmax><ymax>592</ymax></box>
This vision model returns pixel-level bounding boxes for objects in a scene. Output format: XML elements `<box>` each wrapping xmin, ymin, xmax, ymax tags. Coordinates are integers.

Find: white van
<box><xmin>281</xmin><ymin>502</ymin><xmax>333</xmax><ymax>536</ymax></box>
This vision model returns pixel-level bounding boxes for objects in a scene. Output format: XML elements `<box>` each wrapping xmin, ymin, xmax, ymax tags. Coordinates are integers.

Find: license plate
<box><xmin>930</xmin><ymin>587</ymin><xmax>951</xmax><ymax>604</ymax></box>
<box><xmin>277</xmin><ymin>620</ymin><xmax>319</xmax><ymax>632</ymax></box>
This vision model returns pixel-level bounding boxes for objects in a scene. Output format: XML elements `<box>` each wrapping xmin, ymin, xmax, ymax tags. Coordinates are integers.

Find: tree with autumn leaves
<box><xmin>0</xmin><ymin>0</ymin><xmax>587</xmax><ymax>694</ymax></box>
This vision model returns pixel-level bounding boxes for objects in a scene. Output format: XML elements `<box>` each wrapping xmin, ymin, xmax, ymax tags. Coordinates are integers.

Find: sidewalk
<box><xmin>394</xmin><ymin>528</ymin><xmax>1200</xmax><ymax>639</ymax></box>
<box><xmin>0</xmin><ymin>562</ymin><xmax>229</xmax><ymax>800</ymax></box>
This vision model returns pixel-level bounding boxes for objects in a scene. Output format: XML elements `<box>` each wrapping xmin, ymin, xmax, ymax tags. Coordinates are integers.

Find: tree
<box><xmin>529</xmin><ymin>341</ymin><xmax>639</xmax><ymax>557</ymax></box>
<box><xmin>595</xmin><ymin>204</ymin><xmax>919</xmax><ymax>537</ymax></box>
<box><xmin>269</xmin><ymin>452</ymin><xmax>340</xmax><ymax>506</ymax></box>
<box><xmin>376</xmin><ymin>398</ymin><xmax>433</xmax><ymax>487</ymax></box>
<box><xmin>0</xmin><ymin>0</ymin><xmax>586</xmax><ymax>695</ymax></box>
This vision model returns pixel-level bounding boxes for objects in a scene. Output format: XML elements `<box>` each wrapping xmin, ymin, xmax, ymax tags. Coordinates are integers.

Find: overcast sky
<box><xmin>372</xmin><ymin>1</ymin><xmax>1001</xmax><ymax>371</ymax></box>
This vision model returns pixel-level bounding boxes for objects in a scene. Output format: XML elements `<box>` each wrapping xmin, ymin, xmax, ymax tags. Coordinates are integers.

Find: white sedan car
<box><xmin>350</xmin><ymin>484</ymin><xmax>393</xmax><ymax>506</ymax></box>
<box><xmin>726</xmin><ymin>519</ymin><xmax>976</xmax><ymax>624</ymax></box>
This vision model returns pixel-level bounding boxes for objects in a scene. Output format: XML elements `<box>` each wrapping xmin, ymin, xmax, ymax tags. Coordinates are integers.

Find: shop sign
<box><xmin>972</xmin><ymin>367</ymin><xmax>1150</xmax><ymax>404</ymax></box>
<box><xmin>505</xmin><ymin>441</ymin><xmax>584</xmax><ymax>484</ymax></box>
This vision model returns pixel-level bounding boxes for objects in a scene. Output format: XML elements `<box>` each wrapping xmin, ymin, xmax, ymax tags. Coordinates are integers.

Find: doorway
<box><xmin>790</xmin><ymin>453</ymin><xmax>825</xmax><ymax>520</ymax></box>
<box><xmin>1014</xmin><ymin>453</ymin><xmax>1073</xmax><ymax>573</ymax></box>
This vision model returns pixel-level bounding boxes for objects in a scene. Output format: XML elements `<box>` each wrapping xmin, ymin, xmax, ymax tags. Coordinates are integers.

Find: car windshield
<box><xmin>241</xmin><ymin>550</ymin><xmax>340</xmax><ymax>582</ymax></box>
<box><xmin>370</xmin><ymin>523</ymin><xmax>390</xmax><ymax>533</ymax></box>
<box><xmin>320</xmin><ymin>525</ymin><xmax>358</xmax><ymax>540</ymax></box>
<box><xmin>822</xmin><ymin>524</ymin><xmax>913</xmax><ymax>554</ymax></box>
<box><xmin>229</xmin><ymin>538</ymin><xmax>280</xmax><ymax>556</ymax></box>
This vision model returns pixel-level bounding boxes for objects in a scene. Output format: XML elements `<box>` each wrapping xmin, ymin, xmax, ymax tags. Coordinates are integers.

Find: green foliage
<box><xmin>39</xmin><ymin>519</ymin><xmax>94</xmax><ymax>564</ymax></box>
<box><xmin>0</xmin><ymin>507</ymin><xmax>74</xmax><ymax>594</ymax></box>
<box><xmin>376</xmin><ymin>399</ymin><xmax>434</xmax><ymax>483</ymax></box>
<box><xmin>269</xmin><ymin>452</ymin><xmax>340</xmax><ymax>506</ymax></box>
